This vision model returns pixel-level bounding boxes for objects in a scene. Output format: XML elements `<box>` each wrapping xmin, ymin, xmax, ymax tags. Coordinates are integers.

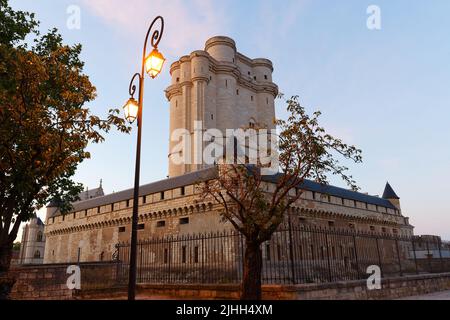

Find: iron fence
<box><xmin>112</xmin><ymin>224</ymin><xmax>450</xmax><ymax>286</ymax></box>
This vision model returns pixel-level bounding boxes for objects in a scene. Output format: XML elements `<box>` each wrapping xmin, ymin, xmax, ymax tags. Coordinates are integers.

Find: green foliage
<box><xmin>0</xmin><ymin>0</ymin><xmax>130</xmax><ymax>250</ymax></box>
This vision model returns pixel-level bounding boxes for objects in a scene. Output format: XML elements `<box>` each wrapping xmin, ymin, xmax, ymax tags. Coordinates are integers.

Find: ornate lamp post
<box><xmin>123</xmin><ymin>16</ymin><xmax>165</xmax><ymax>301</ymax></box>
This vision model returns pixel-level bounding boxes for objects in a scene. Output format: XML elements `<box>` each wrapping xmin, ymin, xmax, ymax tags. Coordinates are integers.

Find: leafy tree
<box><xmin>201</xmin><ymin>96</ymin><xmax>362</xmax><ymax>300</ymax></box>
<box><xmin>0</xmin><ymin>0</ymin><xmax>130</xmax><ymax>275</ymax></box>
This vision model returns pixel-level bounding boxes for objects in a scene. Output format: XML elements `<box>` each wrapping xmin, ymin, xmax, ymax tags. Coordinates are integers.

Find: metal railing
<box><xmin>113</xmin><ymin>224</ymin><xmax>450</xmax><ymax>286</ymax></box>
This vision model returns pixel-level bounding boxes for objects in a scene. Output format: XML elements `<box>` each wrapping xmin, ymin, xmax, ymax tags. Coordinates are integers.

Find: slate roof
<box><xmin>382</xmin><ymin>182</ymin><xmax>400</xmax><ymax>200</ymax></box>
<box><xmin>50</xmin><ymin>166</ymin><xmax>396</xmax><ymax>217</ymax></box>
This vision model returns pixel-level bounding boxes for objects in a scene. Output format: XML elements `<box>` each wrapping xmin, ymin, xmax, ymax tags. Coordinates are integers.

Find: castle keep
<box><xmin>43</xmin><ymin>37</ymin><xmax>413</xmax><ymax>264</ymax></box>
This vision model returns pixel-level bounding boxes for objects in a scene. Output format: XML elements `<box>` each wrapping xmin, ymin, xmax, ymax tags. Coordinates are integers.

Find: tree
<box><xmin>201</xmin><ymin>96</ymin><xmax>362</xmax><ymax>300</ymax></box>
<box><xmin>0</xmin><ymin>0</ymin><xmax>130</xmax><ymax>275</ymax></box>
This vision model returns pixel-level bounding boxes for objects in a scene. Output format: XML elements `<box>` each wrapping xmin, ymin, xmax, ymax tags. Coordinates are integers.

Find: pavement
<box><xmin>396</xmin><ymin>290</ymin><xmax>450</xmax><ymax>300</ymax></box>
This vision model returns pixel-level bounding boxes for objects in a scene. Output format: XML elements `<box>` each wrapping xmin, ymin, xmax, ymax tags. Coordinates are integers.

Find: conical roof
<box><xmin>382</xmin><ymin>182</ymin><xmax>400</xmax><ymax>199</ymax></box>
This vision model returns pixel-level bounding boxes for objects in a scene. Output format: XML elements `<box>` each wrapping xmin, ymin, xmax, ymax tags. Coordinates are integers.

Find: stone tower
<box><xmin>19</xmin><ymin>218</ymin><xmax>45</xmax><ymax>264</ymax></box>
<box><xmin>165</xmin><ymin>36</ymin><xmax>278</xmax><ymax>177</ymax></box>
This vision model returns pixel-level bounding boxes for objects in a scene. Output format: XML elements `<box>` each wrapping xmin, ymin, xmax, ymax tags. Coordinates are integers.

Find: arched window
<box><xmin>37</xmin><ymin>231</ymin><xmax>43</xmax><ymax>242</ymax></box>
<box><xmin>34</xmin><ymin>250</ymin><xmax>41</xmax><ymax>259</ymax></box>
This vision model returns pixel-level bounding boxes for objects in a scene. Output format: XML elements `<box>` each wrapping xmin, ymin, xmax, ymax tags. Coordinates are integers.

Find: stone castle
<box><xmin>43</xmin><ymin>36</ymin><xmax>414</xmax><ymax>264</ymax></box>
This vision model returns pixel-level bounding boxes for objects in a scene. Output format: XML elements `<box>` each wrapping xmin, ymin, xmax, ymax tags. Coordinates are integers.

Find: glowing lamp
<box><xmin>145</xmin><ymin>48</ymin><xmax>165</xmax><ymax>78</ymax></box>
<box><xmin>123</xmin><ymin>98</ymin><xmax>139</xmax><ymax>123</ymax></box>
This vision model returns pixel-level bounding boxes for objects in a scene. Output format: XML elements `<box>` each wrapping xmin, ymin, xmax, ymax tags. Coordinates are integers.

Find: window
<box><xmin>249</xmin><ymin>122</ymin><xmax>255</xmax><ymax>129</ymax></box>
<box><xmin>84</xmin><ymin>209</ymin><xmax>88</xmax><ymax>217</ymax></box>
<box><xmin>97</xmin><ymin>206</ymin><xmax>101</xmax><ymax>213</ymax></box>
<box><xmin>143</xmin><ymin>196</ymin><xmax>147</xmax><ymax>204</ymax></box>
<box><xmin>266</xmin><ymin>244</ymin><xmax>271</xmax><ymax>261</ymax></box>
<box><xmin>37</xmin><ymin>231</ymin><xmax>43</xmax><ymax>242</ymax></box>
<box><xmin>182</xmin><ymin>246</ymin><xmax>187</xmax><ymax>263</ymax></box>
<box><xmin>160</xmin><ymin>192</ymin><xmax>165</xmax><ymax>200</ymax></box>
<box><xmin>176</xmin><ymin>77</ymin><xmax>180</xmax><ymax>82</ymax></box>
<box><xmin>194</xmin><ymin>246</ymin><xmax>199</xmax><ymax>263</ymax></box>
<box><xmin>312</xmin><ymin>191</ymin><xmax>316</xmax><ymax>200</ymax></box>
<box><xmin>225</xmin><ymin>79</ymin><xmax>228</xmax><ymax>88</ymax></box>
<box><xmin>328</xmin><ymin>221</ymin><xmax>335</xmax><ymax>228</ymax></box>
<box><xmin>236</xmin><ymin>89</ymin><xmax>239</xmax><ymax>95</ymax></box>
<box><xmin>253</xmin><ymin>76</ymin><xmax>256</xmax><ymax>81</ymax></box>
<box><xmin>118</xmin><ymin>226</ymin><xmax>126</xmax><ymax>233</ymax></box>
<box><xmin>327</xmin><ymin>195</ymin><xmax>332</xmax><ymax>203</ymax></box>
<box><xmin>73</xmin><ymin>212</ymin><xmax>76</xmax><ymax>219</ymax></box>
<box><xmin>349</xmin><ymin>223</ymin><xmax>355</xmax><ymax>229</ymax></box>
<box><xmin>34</xmin><ymin>250</ymin><xmax>40</xmax><ymax>259</ymax></box>
<box><xmin>99</xmin><ymin>252</ymin><xmax>104</xmax><ymax>261</ymax></box>
<box><xmin>137</xmin><ymin>223</ymin><xmax>145</xmax><ymax>230</ymax></box>
<box><xmin>393</xmin><ymin>228</ymin><xmax>398</xmax><ymax>234</ymax></box>
<box><xmin>156</xmin><ymin>220</ymin><xmax>166</xmax><ymax>228</ymax></box>
<box><xmin>180</xmin><ymin>186</ymin><xmax>185</xmax><ymax>196</ymax></box>
<box><xmin>52</xmin><ymin>250</ymin><xmax>55</xmax><ymax>256</ymax></box>
<box><xmin>354</xmin><ymin>200</ymin><xmax>357</xmax><ymax>207</ymax></box>
<box><xmin>266</xmin><ymin>97</ymin><xmax>269</xmax><ymax>104</ymax></box>
<box><xmin>248</xmin><ymin>71</ymin><xmax>251</xmax><ymax>75</ymax></box>
<box><xmin>251</xmin><ymin>95</ymin><xmax>254</xmax><ymax>101</ymax></box>
<box><xmin>211</xmin><ymin>114</ymin><xmax>214</xmax><ymax>120</ymax></box>
<box><xmin>62</xmin><ymin>215</ymin><xmax>65</xmax><ymax>221</ymax></box>
<box><xmin>52</xmin><ymin>217</ymin><xmax>55</xmax><ymax>224</ymax></box>
<box><xmin>179</xmin><ymin>217</ymin><xmax>189</xmax><ymax>225</ymax></box>
<box><xmin>264</xmin><ymin>75</ymin><xmax>268</xmax><ymax>80</ymax></box>
<box><xmin>111</xmin><ymin>204</ymin><xmax>114</xmax><ymax>212</ymax></box>
<box><xmin>126</xmin><ymin>200</ymin><xmax>130</xmax><ymax>207</ymax></box>
<box><xmin>299</xmin><ymin>217</ymin><xmax>306</xmax><ymax>223</ymax></box>
<box><xmin>164</xmin><ymin>248</ymin><xmax>168</xmax><ymax>264</ymax></box>
<box><xmin>370</xmin><ymin>226</ymin><xmax>376</xmax><ymax>231</ymax></box>
<box><xmin>382</xmin><ymin>227</ymin><xmax>387</xmax><ymax>233</ymax></box>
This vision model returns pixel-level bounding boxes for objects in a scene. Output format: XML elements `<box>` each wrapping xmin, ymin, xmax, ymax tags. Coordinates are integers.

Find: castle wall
<box><xmin>44</xmin><ymin>178</ymin><xmax>412</xmax><ymax>264</ymax></box>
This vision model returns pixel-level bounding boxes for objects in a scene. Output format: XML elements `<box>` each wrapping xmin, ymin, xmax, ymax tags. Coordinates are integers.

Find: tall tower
<box><xmin>165</xmin><ymin>36</ymin><xmax>278</xmax><ymax>177</ymax></box>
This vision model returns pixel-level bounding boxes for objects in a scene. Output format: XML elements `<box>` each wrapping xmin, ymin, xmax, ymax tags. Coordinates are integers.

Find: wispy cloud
<box><xmin>81</xmin><ymin>0</ymin><xmax>229</xmax><ymax>57</ymax></box>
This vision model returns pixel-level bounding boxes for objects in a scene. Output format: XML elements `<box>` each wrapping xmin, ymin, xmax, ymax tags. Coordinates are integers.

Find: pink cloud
<box><xmin>81</xmin><ymin>0</ymin><xmax>229</xmax><ymax>57</ymax></box>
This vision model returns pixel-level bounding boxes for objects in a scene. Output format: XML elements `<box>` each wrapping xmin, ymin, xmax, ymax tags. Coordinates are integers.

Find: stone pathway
<box><xmin>397</xmin><ymin>290</ymin><xmax>450</xmax><ymax>300</ymax></box>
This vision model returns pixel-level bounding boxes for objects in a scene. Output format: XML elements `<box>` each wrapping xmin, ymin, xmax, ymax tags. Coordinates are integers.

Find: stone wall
<box><xmin>8</xmin><ymin>262</ymin><xmax>119</xmax><ymax>300</ymax></box>
<box><xmin>73</xmin><ymin>273</ymin><xmax>450</xmax><ymax>300</ymax></box>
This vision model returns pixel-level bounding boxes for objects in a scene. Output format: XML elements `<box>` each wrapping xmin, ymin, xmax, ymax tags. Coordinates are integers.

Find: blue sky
<box><xmin>10</xmin><ymin>0</ymin><xmax>450</xmax><ymax>239</ymax></box>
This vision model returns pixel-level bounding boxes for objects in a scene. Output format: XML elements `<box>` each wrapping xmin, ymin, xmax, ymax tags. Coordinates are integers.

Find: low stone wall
<box><xmin>8</xmin><ymin>264</ymin><xmax>450</xmax><ymax>300</ymax></box>
<box><xmin>8</xmin><ymin>262</ymin><xmax>119</xmax><ymax>300</ymax></box>
<box><xmin>8</xmin><ymin>264</ymin><xmax>74</xmax><ymax>300</ymax></box>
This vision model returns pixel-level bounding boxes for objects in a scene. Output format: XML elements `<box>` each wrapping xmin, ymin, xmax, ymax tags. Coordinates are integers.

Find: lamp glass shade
<box><xmin>123</xmin><ymin>98</ymin><xmax>139</xmax><ymax>123</ymax></box>
<box><xmin>145</xmin><ymin>48</ymin><xmax>165</xmax><ymax>78</ymax></box>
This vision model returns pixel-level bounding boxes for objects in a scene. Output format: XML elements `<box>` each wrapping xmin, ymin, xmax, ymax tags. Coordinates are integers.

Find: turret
<box><xmin>382</xmin><ymin>182</ymin><xmax>401</xmax><ymax>211</ymax></box>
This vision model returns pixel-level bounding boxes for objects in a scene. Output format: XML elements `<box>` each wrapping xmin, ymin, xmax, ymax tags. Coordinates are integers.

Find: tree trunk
<box><xmin>0</xmin><ymin>241</ymin><xmax>15</xmax><ymax>300</ymax></box>
<box><xmin>241</xmin><ymin>241</ymin><xmax>263</xmax><ymax>300</ymax></box>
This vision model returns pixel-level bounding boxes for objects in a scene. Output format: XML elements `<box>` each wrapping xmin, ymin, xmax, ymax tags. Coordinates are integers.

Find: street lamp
<box><xmin>124</xmin><ymin>16</ymin><xmax>165</xmax><ymax>301</ymax></box>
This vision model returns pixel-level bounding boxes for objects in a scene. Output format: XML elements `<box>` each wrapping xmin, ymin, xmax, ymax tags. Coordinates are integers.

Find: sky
<box><xmin>9</xmin><ymin>0</ymin><xmax>450</xmax><ymax>239</ymax></box>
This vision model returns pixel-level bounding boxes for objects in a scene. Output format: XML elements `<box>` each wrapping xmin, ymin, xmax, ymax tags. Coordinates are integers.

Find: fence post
<box><xmin>168</xmin><ymin>237</ymin><xmax>172</xmax><ymax>283</ymax></box>
<box><xmin>438</xmin><ymin>238</ymin><xmax>444</xmax><ymax>273</ymax></box>
<box><xmin>375</xmin><ymin>237</ymin><xmax>383</xmax><ymax>278</ymax></box>
<box><xmin>352</xmin><ymin>235</ymin><xmax>361</xmax><ymax>279</ymax></box>
<box><xmin>411</xmin><ymin>238</ymin><xmax>419</xmax><ymax>274</ymax></box>
<box><xmin>201</xmin><ymin>234</ymin><xmax>205</xmax><ymax>283</ymax></box>
<box><xmin>325</xmin><ymin>232</ymin><xmax>333</xmax><ymax>283</ymax></box>
<box><xmin>287</xmin><ymin>214</ymin><xmax>296</xmax><ymax>284</ymax></box>
<box><xmin>426</xmin><ymin>241</ymin><xmax>432</xmax><ymax>272</ymax></box>
<box><xmin>395</xmin><ymin>239</ymin><xmax>403</xmax><ymax>276</ymax></box>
